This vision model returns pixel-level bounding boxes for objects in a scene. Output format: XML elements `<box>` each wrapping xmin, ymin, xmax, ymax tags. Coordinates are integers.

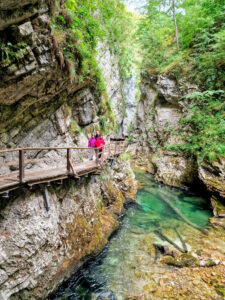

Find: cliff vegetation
<box><xmin>137</xmin><ymin>0</ymin><xmax>225</xmax><ymax>162</ymax></box>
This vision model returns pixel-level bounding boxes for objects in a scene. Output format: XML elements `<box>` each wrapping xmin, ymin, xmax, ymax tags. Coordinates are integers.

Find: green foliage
<box><xmin>52</xmin><ymin>0</ymin><xmax>134</xmax><ymax>84</ymax></box>
<box><xmin>121</xmin><ymin>152</ymin><xmax>131</xmax><ymax>161</ymax></box>
<box><xmin>137</xmin><ymin>0</ymin><xmax>225</xmax><ymax>162</ymax></box>
<box><xmin>0</xmin><ymin>42</ymin><xmax>27</xmax><ymax>63</ymax></box>
<box><xmin>51</xmin><ymin>0</ymin><xmax>135</xmax><ymax>134</ymax></box>
<box><xmin>128</xmin><ymin>134</ymin><xmax>134</xmax><ymax>142</ymax></box>
<box><xmin>70</xmin><ymin>119</ymin><xmax>82</xmax><ymax>135</ymax></box>
<box><xmin>178</xmin><ymin>90</ymin><xmax>225</xmax><ymax>162</ymax></box>
<box><xmin>138</xmin><ymin>0</ymin><xmax>225</xmax><ymax>90</ymax></box>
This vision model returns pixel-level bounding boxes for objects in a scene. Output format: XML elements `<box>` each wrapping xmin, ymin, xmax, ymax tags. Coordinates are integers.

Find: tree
<box><xmin>146</xmin><ymin>0</ymin><xmax>181</xmax><ymax>52</ymax></box>
<box><xmin>171</xmin><ymin>0</ymin><xmax>179</xmax><ymax>52</ymax></box>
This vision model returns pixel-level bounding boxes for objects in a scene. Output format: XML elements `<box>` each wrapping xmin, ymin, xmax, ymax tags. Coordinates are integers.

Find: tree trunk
<box><xmin>172</xmin><ymin>0</ymin><xmax>179</xmax><ymax>52</ymax></box>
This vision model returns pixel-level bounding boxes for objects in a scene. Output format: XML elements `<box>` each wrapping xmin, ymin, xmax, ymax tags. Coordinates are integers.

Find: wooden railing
<box><xmin>0</xmin><ymin>141</ymin><xmax>125</xmax><ymax>183</ymax></box>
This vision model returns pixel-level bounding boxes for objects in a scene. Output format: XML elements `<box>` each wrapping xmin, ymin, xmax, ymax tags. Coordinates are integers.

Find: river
<box><xmin>48</xmin><ymin>170</ymin><xmax>223</xmax><ymax>300</ymax></box>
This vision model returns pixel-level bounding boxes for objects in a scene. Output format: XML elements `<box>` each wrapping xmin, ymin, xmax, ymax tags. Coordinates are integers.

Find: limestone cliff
<box><xmin>130</xmin><ymin>71</ymin><xmax>225</xmax><ymax>206</ymax></box>
<box><xmin>0</xmin><ymin>158</ymin><xmax>137</xmax><ymax>299</ymax></box>
<box><xmin>0</xmin><ymin>1</ymin><xmax>138</xmax><ymax>299</ymax></box>
<box><xmin>0</xmin><ymin>0</ymin><xmax>135</xmax><ymax>173</ymax></box>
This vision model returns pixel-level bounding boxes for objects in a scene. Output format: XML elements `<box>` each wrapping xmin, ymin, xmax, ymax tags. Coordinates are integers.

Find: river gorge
<box><xmin>0</xmin><ymin>0</ymin><xmax>224</xmax><ymax>299</ymax></box>
<box><xmin>48</xmin><ymin>171</ymin><xmax>225</xmax><ymax>300</ymax></box>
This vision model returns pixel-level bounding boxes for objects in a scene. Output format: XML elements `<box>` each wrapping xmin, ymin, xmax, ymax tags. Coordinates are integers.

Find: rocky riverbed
<box><xmin>48</xmin><ymin>171</ymin><xmax>225</xmax><ymax>300</ymax></box>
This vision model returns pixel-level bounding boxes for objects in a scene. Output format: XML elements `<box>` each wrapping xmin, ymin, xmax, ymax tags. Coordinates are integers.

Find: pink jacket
<box><xmin>96</xmin><ymin>138</ymin><xmax>105</xmax><ymax>150</ymax></box>
<box><xmin>88</xmin><ymin>138</ymin><xmax>96</xmax><ymax>148</ymax></box>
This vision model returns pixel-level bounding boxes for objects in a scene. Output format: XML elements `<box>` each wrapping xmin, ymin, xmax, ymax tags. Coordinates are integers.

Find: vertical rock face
<box><xmin>131</xmin><ymin>71</ymin><xmax>225</xmax><ymax>203</ymax></box>
<box><xmin>0</xmin><ymin>159</ymin><xmax>137</xmax><ymax>300</ymax></box>
<box><xmin>131</xmin><ymin>72</ymin><xmax>199</xmax><ymax>188</ymax></box>
<box><xmin>122</xmin><ymin>73</ymin><xmax>137</xmax><ymax>137</ymax></box>
<box><xmin>96</xmin><ymin>43</ymin><xmax>138</xmax><ymax>138</ymax></box>
<box><xmin>199</xmin><ymin>158</ymin><xmax>225</xmax><ymax>215</ymax></box>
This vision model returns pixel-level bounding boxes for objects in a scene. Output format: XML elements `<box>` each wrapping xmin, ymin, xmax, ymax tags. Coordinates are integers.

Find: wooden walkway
<box><xmin>0</xmin><ymin>141</ymin><xmax>124</xmax><ymax>195</ymax></box>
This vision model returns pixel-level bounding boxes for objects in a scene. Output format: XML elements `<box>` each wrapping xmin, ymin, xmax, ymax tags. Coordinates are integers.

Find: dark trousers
<box><xmin>98</xmin><ymin>149</ymin><xmax>102</xmax><ymax>158</ymax></box>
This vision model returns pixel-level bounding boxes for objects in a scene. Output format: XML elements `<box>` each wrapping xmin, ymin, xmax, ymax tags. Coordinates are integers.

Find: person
<box><xmin>95</xmin><ymin>131</ymin><xmax>100</xmax><ymax>140</ymax></box>
<box><xmin>96</xmin><ymin>134</ymin><xmax>105</xmax><ymax>159</ymax></box>
<box><xmin>88</xmin><ymin>134</ymin><xmax>96</xmax><ymax>160</ymax></box>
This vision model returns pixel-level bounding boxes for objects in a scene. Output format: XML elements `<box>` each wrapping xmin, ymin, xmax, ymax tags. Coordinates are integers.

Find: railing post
<box><xmin>95</xmin><ymin>149</ymin><xmax>99</xmax><ymax>165</ymax></box>
<box><xmin>67</xmin><ymin>148</ymin><xmax>71</xmax><ymax>174</ymax></box>
<box><xmin>118</xmin><ymin>142</ymin><xmax>121</xmax><ymax>154</ymax></box>
<box><xmin>19</xmin><ymin>149</ymin><xmax>24</xmax><ymax>183</ymax></box>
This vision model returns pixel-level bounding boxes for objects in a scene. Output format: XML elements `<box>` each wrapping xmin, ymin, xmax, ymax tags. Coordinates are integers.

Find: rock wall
<box><xmin>130</xmin><ymin>72</ymin><xmax>225</xmax><ymax>205</ymax></box>
<box><xmin>0</xmin><ymin>0</ymin><xmax>136</xmax><ymax>174</ymax></box>
<box><xmin>0</xmin><ymin>158</ymin><xmax>137</xmax><ymax>300</ymax></box>
<box><xmin>0</xmin><ymin>1</ymin><xmax>138</xmax><ymax>299</ymax></box>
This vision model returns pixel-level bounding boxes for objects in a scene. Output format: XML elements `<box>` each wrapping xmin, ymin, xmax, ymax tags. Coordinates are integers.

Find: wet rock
<box><xmin>153</xmin><ymin>243</ymin><xmax>169</xmax><ymax>255</ymax></box>
<box><xmin>97</xmin><ymin>291</ymin><xmax>117</xmax><ymax>300</ymax></box>
<box><xmin>164</xmin><ymin>253</ymin><xmax>200</xmax><ymax>268</ymax></box>
<box><xmin>211</xmin><ymin>196</ymin><xmax>225</xmax><ymax>217</ymax></box>
<box><xmin>210</xmin><ymin>217</ymin><xmax>225</xmax><ymax>229</ymax></box>
<box><xmin>199</xmin><ymin>159</ymin><xmax>225</xmax><ymax>200</ymax></box>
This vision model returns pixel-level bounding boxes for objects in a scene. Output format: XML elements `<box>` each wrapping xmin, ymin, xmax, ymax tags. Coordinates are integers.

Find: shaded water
<box><xmin>49</xmin><ymin>171</ymin><xmax>212</xmax><ymax>300</ymax></box>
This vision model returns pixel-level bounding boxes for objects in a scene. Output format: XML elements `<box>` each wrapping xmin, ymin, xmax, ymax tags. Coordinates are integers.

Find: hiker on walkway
<box><xmin>88</xmin><ymin>134</ymin><xmax>96</xmax><ymax>160</ymax></box>
<box><xmin>96</xmin><ymin>134</ymin><xmax>105</xmax><ymax>159</ymax></box>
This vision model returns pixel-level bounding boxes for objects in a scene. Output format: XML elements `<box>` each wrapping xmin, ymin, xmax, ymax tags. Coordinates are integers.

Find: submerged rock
<box><xmin>164</xmin><ymin>253</ymin><xmax>200</xmax><ymax>268</ymax></box>
<box><xmin>97</xmin><ymin>291</ymin><xmax>117</xmax><ymax>300</ymax></box>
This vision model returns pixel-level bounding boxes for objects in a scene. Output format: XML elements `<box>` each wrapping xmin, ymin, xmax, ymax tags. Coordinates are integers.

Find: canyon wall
<box><xmin>0</xmin><ymin>1</ymin><xmax>138</xmax><ymax>299</ymax></box>
<box><xmin>130</xmin><ymin>71</ymin><xmax>225</xmax><ymax>212</ymax></box>
<box><xmin>0</xmin><ymin>158</ymin><xmax>137</xmax><ymax>299</ymax></box>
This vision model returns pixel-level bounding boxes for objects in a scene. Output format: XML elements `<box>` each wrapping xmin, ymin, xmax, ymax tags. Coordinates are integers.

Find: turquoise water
<box><xmin>49</xmin><ymin>171</ymin><xmax>212</xmax><ymax>300</ymax></box>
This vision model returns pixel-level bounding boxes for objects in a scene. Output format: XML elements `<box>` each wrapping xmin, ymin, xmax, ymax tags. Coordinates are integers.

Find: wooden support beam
<box><xmin>67</xmin><ymin>149</ymin><xmax>71</xmax><ymax>173</ymax></box>
<box><xmin>95</xmin><ymin>149</ymin><xmax>99</xmax><ymax>165</ymax></box>
<box><xmin>19</xmin><ymin>149</ymin><xmax>25</xmax><ymax>183</ymax></box>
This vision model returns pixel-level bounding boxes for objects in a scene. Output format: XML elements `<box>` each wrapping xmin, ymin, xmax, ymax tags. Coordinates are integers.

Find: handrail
<box><xmin>0</xmin><ymin>142</ymin><xmax>123</xmax><ymax>154</ymax></box>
